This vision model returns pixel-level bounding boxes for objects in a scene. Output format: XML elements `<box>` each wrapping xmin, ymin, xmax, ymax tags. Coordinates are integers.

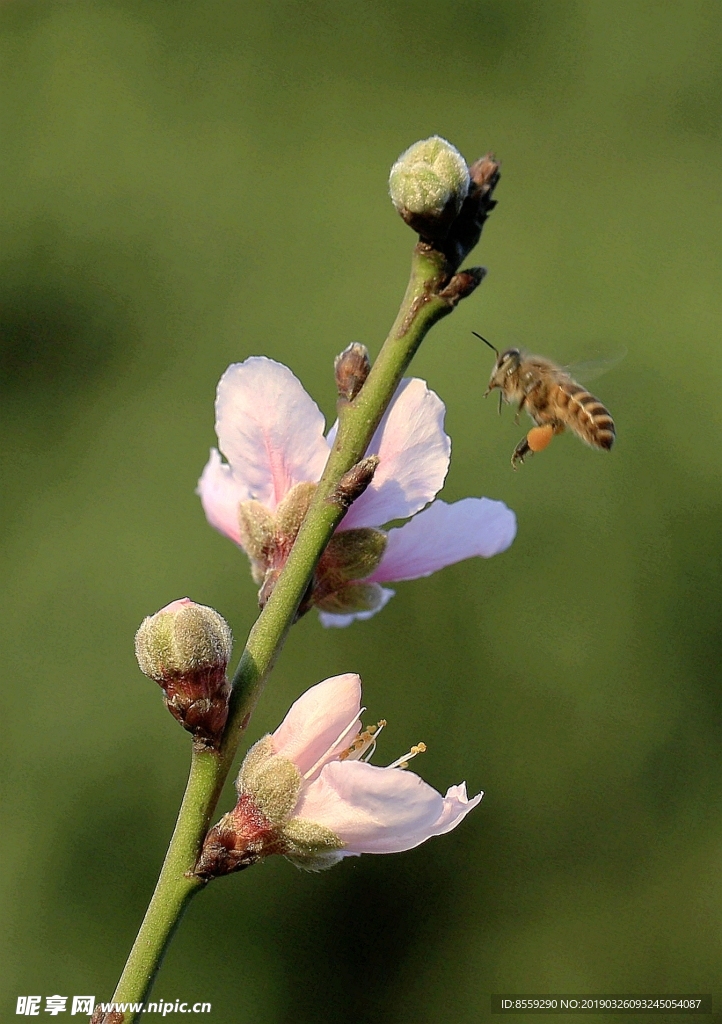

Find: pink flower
<box><xmin>196</xmin><ymin>673</ymin><xmax>482</xmax><ymax>876</ymax></box>
<box><xmin>198</xmin><ymin>356</ymin><xmax>516</xmax><ymax>626</ymax></box>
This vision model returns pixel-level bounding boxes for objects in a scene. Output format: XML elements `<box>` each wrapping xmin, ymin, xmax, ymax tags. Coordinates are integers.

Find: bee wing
<box><xmin>564</xmin><ymin>348</ymin><xmax>627</xmax><ymax>384</ymax></box>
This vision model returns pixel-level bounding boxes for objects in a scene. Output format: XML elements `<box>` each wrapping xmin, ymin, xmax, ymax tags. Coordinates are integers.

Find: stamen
<box><xmin>339</xmin><ymin>719</ymin><xmax>387</xmax><ymax>763</ymax></box>
<box><xmin>385</xmin><ymin>741</ymin><xmax>427</xmax><ymax>771</ymax></box>
<box><xmin>361</xmin><ymin>719</ymin><xmax>387</xmax><ymax>762</ymax></box>
<box><xmin>302</xmin><ymin>707</ymin><xmax>366</xmax><ymax>780</ymax></box>
<box><xmin>362</xmin><ymin>741</ymin><xmax>376</xmax><ymax>762</ymax></box>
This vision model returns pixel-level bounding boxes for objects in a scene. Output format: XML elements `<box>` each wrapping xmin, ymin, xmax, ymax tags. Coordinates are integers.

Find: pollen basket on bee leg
<box><xmin>526</xmin><ymin>425</ymin><xmax>555</xmax><ymax>453</ymax></box>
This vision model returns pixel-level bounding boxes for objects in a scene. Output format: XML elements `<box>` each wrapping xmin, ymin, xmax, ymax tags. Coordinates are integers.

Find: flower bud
<box><xmin>389</xmin><ymin>136</ymin><xmax>470</xmax><ymax>240</ymax></box>
<box><xmin>135</xmin><ymin>598</ymin><xmax>232</xmax><ymax>748</ymax></box>
<box><xmin>334</xmin><ymin>342</ymin><xmax>370</xmax><ymax>402</ymax></box>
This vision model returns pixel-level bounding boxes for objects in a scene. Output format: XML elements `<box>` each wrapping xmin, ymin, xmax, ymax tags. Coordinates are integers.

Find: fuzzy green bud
<box><xmin>321</xmin><ymin>528</ymin><xmax>387</xmax><ymax>581</ymax></box>
<box><xmin>237</xmin><ymin>501</ymin><xmax>275</xmax><ymax>584</ymax></box>
<box><xmin>389</xmin><ymin>135</ymin><xmax>470</xmax><ymax>239</ymax></box>
<box><xmin>135</xmin><ymin>598</ymin><xmax>232</xmax><ymax>679</ymax></box>
<box><xmin>280</xmin><ymin>817</ymin><xmax>345</xmax><ymax>871</ymax></box>
<box><xmin>135</xmin><ymin>598</ymin><xmax>232</xmax><ymax>748</ymax></box>
<box><xmin>236</xmin><ymin>735</ymin><xmax>302</xmax><ymax>826</ymax></box>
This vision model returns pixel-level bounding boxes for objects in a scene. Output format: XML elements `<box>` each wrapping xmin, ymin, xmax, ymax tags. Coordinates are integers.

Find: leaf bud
<box><xmin>135</xmin><ymin>598</ymin><xmax>232</xmax><ymax>749</ymax></box>
<box><xmin>328</xmin><ymin>456</ymin><xmax>380</xmax><ymax>511</ymax></box>
<box><xmin>388</xmin><ymin>136</ymin><xmax>470</xmax><ymax>240</ymax></box>
<box><xmin>440</xmin><ymin>152</ymin><xmax>501</xmax><ymax>270</ymax></box>
<box><xmin>334</xmin><ymin>342</ymin><xmax>370</xmax><ymax>402</ymax></box>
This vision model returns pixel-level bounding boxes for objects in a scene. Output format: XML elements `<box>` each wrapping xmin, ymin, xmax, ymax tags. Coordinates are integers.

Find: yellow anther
<box><xmin>339</xmin><ymin>720</ymin><xmax>387</xmax><ymax>763</ymax></box>
<box><xmin>385</xmin><ymin>740</ymin><xmax>428</xmax><ymax>771</ymax></box>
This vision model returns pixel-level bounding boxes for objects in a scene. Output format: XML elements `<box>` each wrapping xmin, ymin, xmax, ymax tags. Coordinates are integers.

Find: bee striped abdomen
<box><xmin>559</xmin><ymin>381</ymin><xmax>615</xmax><ymax>450</ymax></box>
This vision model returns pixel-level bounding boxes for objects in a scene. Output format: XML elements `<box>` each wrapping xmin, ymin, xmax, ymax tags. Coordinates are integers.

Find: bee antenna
<box><xmin>472</xmin><ymin>331</ymin><xmax>499</xmax><ymax>356</ymax></box>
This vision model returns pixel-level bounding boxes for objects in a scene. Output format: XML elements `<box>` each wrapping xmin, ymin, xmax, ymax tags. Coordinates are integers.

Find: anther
<box><xmin>385</xmin><ymin>741</ymin><xmax>427</xmax><ymax>771</ymax></box>
<box><xmin>361</xmin><ymin>719</ymin><xmax>387</xmax><ymax>762</ymax></box>
<box><xmin>339</xmin><ymin>719</ymin><xmax>387</xmax><ymax>763</ymax></box>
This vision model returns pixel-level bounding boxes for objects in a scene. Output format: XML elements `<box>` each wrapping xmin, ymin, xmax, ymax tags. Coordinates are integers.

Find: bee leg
<box><xmin>511</xmin><ymin>424</ymin><xmax>557</xmax><ymax>469</ymax></box>
<box><xmin>514</xmin><ymin>396</ymin><xmax>526</xmax><ymax>425</ymax></box>
<box><xmin>511</xmin><ymin>435</ymin><xmax>532</xmax><ymax>469</ymax></box>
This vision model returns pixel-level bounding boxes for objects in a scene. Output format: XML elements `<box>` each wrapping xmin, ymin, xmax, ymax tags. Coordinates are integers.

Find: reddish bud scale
<box><xmin>90</xmin><ymin>1011</ymin><xmax>124</xmax><ymax>1024</ymax></box>
<box><xmin>195</xmin><ymin>794</ymin><xmax>277</xmax><ymax>878</ymax></box>
<box><xmin>162</xmin><ymin>667</ymin><xmax>231</xmax><ymax>747</ymax></box>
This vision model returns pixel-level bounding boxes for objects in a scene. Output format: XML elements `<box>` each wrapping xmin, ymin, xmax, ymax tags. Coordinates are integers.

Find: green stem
<box><xmin>107</xmin><ymin>752</ymin><xmax>219</xmax><ymax>1011</ymax></box>
<box><xmin>225</xmin><ymin>246</ymin><xmax>451</xmax><ymax>736</ymax></box>
<box><xmin>106</xmin><ymin>246</ymin><xmax>453</xmax><ymax>1023</ymax></box>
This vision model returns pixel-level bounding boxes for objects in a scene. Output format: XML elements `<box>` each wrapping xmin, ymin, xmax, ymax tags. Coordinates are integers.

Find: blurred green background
<box><xmin>1</xmin><ymin>1</ymin><xmax>720</xmax><ymax>1021</ymax></box>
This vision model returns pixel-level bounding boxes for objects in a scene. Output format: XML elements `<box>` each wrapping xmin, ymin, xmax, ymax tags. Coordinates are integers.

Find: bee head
<box><xmin>485</xmin><ymin>347</ymin><xmax>521</xmax><ymax>393</ymax></box>
<box><xmin>472</xmin><ymin>333</ymin><xmax>523</xmax><ymax>397</ymax></box>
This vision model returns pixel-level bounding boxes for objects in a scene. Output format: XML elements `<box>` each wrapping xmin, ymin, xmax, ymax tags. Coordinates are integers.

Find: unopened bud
<box><xmin>389</xmin><ymin>136</ymin><xmax>470</xmax><ymax>240</ymax></box>
<box><xmin>440</xmin><ymin>152</ymin><xmax>501</xmax><ymax>270</ymax></box>
<box><xmin>438</xmin><ymin>267</ymin><xmax>487</xmax><ymax>307</ymax></box>
<box><xmin>135</xmin><ymin>598</ymin><xmax>232</xmax><ymax>749</ymax></box>
<box><xmin>468</xmin><ymin>153</ymin><xmax>500</xmax><ymax>195</ymax></box>
<box><xmin>329</xmin><ymin>455</ymin><xmax>380</xmax><ymax>510</ymax></box>
<box><xmin>334</xmin><ymin>342</ymin><xmax>370</xmax><ymax>402</ymax></box>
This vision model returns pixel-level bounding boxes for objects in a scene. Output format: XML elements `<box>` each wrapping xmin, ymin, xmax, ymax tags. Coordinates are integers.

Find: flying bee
<box><xmin>473</xmin><ymin>332</ymin><xmax>617</xmax><ymax>469</ymax></box>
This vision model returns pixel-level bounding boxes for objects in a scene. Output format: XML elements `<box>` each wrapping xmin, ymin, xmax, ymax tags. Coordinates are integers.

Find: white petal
<box><xmin>215</xmin><ymin>357</ymin><xmax>330</xmax><ymax>512</ymax></box>
<box><xmin>197</xmin><ymin>448</ymin><xmax>247</xmax><ymax>546</ymax></box>
<box><xmin>318</xmin><ymin>587</ymin><xmax>395</xmax><ymax>629</ymax></box>
<box><xmin>271</xmin><ymin>674</ymin><xmax>362</xmax><ymax>779</ymax></box>
<box><xmin>340</xmin><ymin>378</ymin><xmax>451</xmax><ymax>529</ymax></box>
<box><xmin>368</xmin><ymin>497</ymin><xmax>516</xmax><ymax>583</ymax></box>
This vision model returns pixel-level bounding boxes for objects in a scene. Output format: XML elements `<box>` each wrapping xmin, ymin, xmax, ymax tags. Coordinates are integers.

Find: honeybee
<box><xmin>474</xmin><ymin>333</ymin><xmax>617</xmax><ymax>469</ymax></box>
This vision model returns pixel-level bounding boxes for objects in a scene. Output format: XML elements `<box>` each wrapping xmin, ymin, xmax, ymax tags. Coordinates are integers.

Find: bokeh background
<box><xmin>1</xmin><ymin>1</ymin><xmax>720</xmax><ymax>1021</ymax></box>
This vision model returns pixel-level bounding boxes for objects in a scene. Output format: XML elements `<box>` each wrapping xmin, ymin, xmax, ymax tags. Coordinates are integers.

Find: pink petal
<box><xmin>197</xmin><ymin>448</ymin><xmax>247</xmax><ymax>545</ymax></box>
<box><xmin>157</xmin><ymin>598</ymin><xmax>194</xmax><ymax>614</ymax></box>
<box><xmin>215</xmin><ymin>357</ymin><xmax>330</xmax><ymax>512</ymax></box>
<box><xmin>368</xmin><ymin>497</ymin><xmax>516</xmax><ymax>583</ymax></box>
<box><xmin>294</xmin><ymin>760</ymin><xmax>480</xmax><ymax>854</ymax></box>
<box><xmin>271</xmin><ymin>674</ymin><xmax>362</xmax><ymax>779</ymax></box>
<box><xmin>430</xmin><ymin>783</ymin><xmax>483</xmax><ymax>835</ymax></box>
<box><xmin>318</xmin><ymin>587</ymin><xmax>395</xmax><ymax>629</ymax></box>
<box><xmin>340</xmin><ymin>378</ymin><xmax>451</xmax><ymax>529</ymax></box>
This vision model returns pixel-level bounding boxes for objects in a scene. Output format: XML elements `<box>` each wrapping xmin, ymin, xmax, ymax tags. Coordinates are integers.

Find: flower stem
<box><xmin>104</xmin><ymin>245</ymin><xmax>464</xmax><ymax>1023</ymax></box>
<box><xmin>105</xmin><ymin>753</ymin><xmax>214</xmax><ymax>1001</ymax></box>
<box><xmin>225</xmin><ymin>246</ymin><xmax>453</xmax><ymax>735</ymax></box>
